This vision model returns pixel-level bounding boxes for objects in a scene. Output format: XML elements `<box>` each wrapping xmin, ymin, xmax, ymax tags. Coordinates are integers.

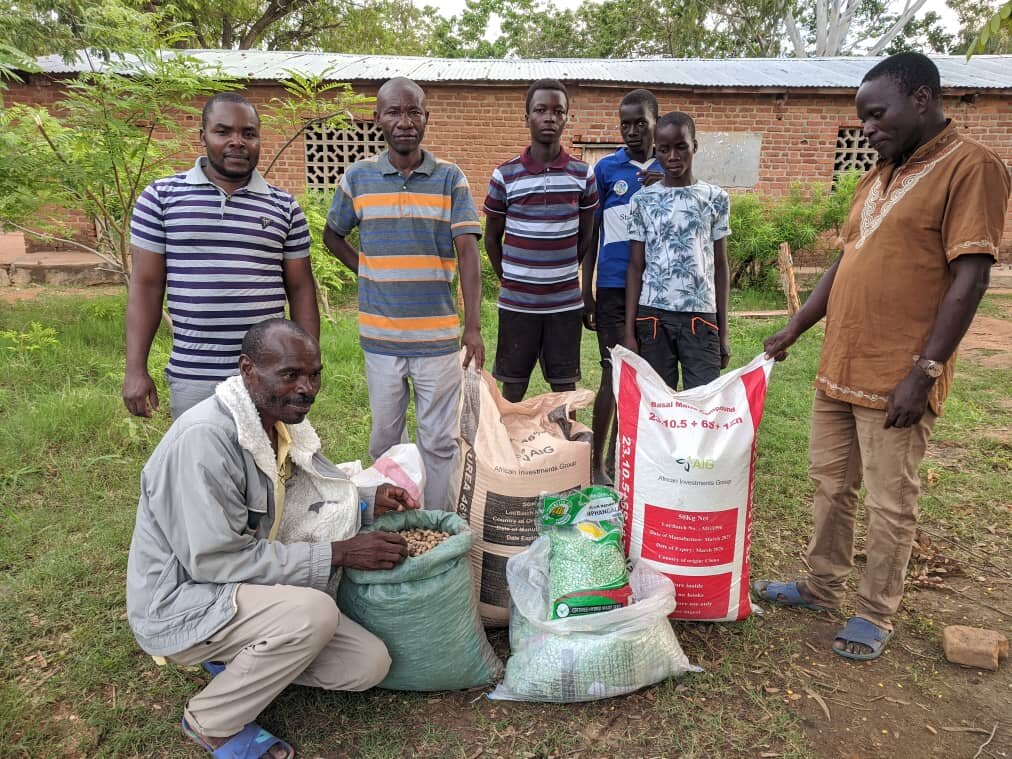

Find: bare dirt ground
<box><xmin>960</xmin><ymin>296</ymin><xmax>1012</xmax><ymax>370</ymax></box>
<box><xmin>0</xmin><ymin>284</ymin><xmax>120</xmax><ymax>304</ymax></box>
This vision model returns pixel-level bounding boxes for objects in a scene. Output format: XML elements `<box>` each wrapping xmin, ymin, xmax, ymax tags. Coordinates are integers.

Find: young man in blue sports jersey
<box><xmin>581</xmin><ymin>89</ymin><xmax>660</xmax><ymax>485</ymax></box>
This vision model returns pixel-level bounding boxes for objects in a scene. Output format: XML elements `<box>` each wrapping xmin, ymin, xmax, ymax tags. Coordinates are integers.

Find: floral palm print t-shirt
<box><xmin>627</xmin><ymin>181</ymin><xmax>730</xmax><ymax>313</ymax></box>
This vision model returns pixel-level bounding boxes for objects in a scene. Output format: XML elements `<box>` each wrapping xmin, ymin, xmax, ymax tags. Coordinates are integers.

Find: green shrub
<box><xmin>726</xmin><ymin>171</ymin><xmax>861</xmax><ymax>290</ymax></box>
<box><xmin>299</xmin><ymin>191</ymin><xmax>360</xmax><ymax>319</ymax></box>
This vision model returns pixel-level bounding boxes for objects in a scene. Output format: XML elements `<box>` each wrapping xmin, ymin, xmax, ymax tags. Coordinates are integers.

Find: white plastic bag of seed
<box><xmin>489</xmin><ymin>537</ymin><xmax>699</xmax><ymax>702</ymax></box>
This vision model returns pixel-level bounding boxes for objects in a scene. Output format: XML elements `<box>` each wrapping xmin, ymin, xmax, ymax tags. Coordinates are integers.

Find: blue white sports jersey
<box><xmin>593</xmin><ymin>147</ymin><xmax>660</xmax><ymax>289</ymax></box>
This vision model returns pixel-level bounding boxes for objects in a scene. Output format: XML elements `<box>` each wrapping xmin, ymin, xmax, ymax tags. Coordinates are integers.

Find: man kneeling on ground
<box><xmin>126</xmin><ymin>318</ymin><xmax>417</xmax><ymax>759</ymax></box>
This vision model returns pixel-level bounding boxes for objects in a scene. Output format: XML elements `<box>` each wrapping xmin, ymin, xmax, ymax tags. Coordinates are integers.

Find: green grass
<box><xmin>1</xmin><ymin>291</ymin><xmax>1008</xmax><ymax>757</ymax></box>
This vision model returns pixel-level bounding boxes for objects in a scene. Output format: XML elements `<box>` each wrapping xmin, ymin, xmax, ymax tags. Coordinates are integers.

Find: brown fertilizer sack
<box><xmin>453</xmin><ymin>366</ymin><xmax>592</xmax><ymax>626</ymax></box>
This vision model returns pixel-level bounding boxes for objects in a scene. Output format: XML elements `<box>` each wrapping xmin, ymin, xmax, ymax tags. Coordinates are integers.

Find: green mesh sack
<box><xmin>337</xmin><ymin>510</ymin><xmax>503</xmax><ymax>691</ymax></box>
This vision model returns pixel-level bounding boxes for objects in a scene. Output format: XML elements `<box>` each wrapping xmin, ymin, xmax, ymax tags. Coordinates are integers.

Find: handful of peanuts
<box><xmin>398</xmin><ymin>528</ymin><xmax>452</xmax><ymax>557</ymax></box>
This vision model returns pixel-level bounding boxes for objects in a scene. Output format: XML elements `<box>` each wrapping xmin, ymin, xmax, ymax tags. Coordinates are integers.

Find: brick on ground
<box><xmin>942</xmin><ymin>625</ymin><xmax>1009</xmax><ymax>671</ymax></box>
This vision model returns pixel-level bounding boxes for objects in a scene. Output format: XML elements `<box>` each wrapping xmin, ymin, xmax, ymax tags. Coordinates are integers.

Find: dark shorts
<box><xmin>594</xmin><ymin>287</ymin><xmax>627</xmax><ymax>368</ymax></box>
<box><xmin>634</xmin><ymin>306</ymin><xmax>721</xmax><ymax>391</ymax></box>
<box><xmin>493</xmin><ymin>308</ymin><xmax>582</xmax><ymax>385</ymax></box>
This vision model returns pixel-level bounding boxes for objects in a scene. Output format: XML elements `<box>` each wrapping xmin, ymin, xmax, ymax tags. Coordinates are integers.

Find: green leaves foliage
<box><xmin>0</xmin><ymin>1</ymin><xmax>234</xmax><ymax>281</ymax></box>
<box><xmin>0</xmin><ymin>2</ymin><xmax>370</xmax><ymax>298</ymax></box>
<box><xmin>726</xmin><ymin>172</ymin><xmax>860</xmax><ymax>290</ymax></box>
<box><xmin>260</xmin><ymin>68</ymin><xmax>374</xmax><ymax>179</ymax></box>
<box><xmin>299</xmin><ymin>191</ymin><xmax>358</xmax><ymax>321</ymax></box>
<box><xmin>965</xmin><ymin>0</ymin><xmax>1012</xmax><ymax>55</ymax></box>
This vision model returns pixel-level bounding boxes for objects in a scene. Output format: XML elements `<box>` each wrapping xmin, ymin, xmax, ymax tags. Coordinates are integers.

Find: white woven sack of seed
<box><xmin>612</xmin><ymin>347</ymin><xmax>774</xmax><ymax>622</ymax></box>
<box><xmin>489</xmin><ymin>537</ymin><xmax>699</xmax><ymax>702</ymax></box>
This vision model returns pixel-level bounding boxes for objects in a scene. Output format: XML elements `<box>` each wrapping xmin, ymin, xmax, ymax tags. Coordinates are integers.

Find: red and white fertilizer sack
<box><xmin>612</xmin><ymin>347</ymin><xmax>774</xmax><ymax>622</ymax></box>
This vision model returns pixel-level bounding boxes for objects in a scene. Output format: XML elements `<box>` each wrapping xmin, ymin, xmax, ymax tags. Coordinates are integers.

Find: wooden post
<box><xmin>778</xmin><ymin>242</ymin><xmax>802</xmax><ymax>317</ymax></box>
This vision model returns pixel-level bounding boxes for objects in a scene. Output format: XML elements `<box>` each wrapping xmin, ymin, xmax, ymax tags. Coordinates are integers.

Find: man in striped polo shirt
<box><xmin>324</xmin><ymin>77</ymin><xmax>484</xmax><ymax>511</ymax></box>
<box><xmin>484</xmin><ymin>78</ymin><xmax>598</xmax><ymax>402</ymax></box>
<box><xmin>124</xmin><ymin>92</ymin><xmax>319</xmax><ymax>420</ymax></box>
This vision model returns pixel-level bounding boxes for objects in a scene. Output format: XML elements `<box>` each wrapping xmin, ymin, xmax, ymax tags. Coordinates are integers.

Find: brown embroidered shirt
<box><xmin>817</xmin><ymin>121</ymin><xmax>1010</xmax><ymax>414</ymax></box>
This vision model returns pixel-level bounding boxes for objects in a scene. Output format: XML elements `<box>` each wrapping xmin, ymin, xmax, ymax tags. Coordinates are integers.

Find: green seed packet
<box><xmin>541</xmin><ymin>487</ymin><xmax>631</xmax><ymax>620</ymax></box>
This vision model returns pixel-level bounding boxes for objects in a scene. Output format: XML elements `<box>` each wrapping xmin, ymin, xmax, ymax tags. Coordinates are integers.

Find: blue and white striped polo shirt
<box><xmin>130</xmin><ymin>158</ymin><xmax>311</xmax><ymax>381</ymax></box>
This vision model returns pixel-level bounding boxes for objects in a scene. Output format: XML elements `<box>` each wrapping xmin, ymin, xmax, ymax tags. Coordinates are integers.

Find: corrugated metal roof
<box><xmin>31</xmin><ymin>50</ymin><xmax>1012</xmax><ymax>89</ymax></box>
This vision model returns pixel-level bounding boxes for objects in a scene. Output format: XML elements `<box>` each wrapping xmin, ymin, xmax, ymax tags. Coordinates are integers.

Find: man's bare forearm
<box><xmin>714</xmin><ymin>239</ymin><xmax>729</xmax><ymax>339</ymax></box>
<box><xmin>918</xmin><ymin>254</ymin><xmax>991</xmax><ymax>363</ymax></box>
<box><xmin>582</xmin><ymin>221</ymin><xmax>600</xmax><ymax>298</ymax></box>
<box><xmin>322</xmin><ymin>226</ymin><xmax>359</xmax><ymax>273</ymax></box>
<box><xmin>284</xmin><ymin>261</ymin><xmax>321</xmax><ymax>340</ymax></box>
<box><xmin>456</xmin><ymin>235</ymin><xmax>483</xmax><ymax>331</ymax></box>
<box><xmin>624</xmin><ymin>242</ymin><xmax>646</xmax><ymax>343</ymax></box>
<box><xmin>484</xmin><ymin>214</ymin><xmax>505</xmax><ymax>279</ymax></box>
<box><xmin>125</xmin><ymin>249</ymin><xmax>167</xmax><ymax>372</ymax></box>
<box><xmin>785</xmin><ymin>256</ymin><xmax>841</xmax><ymax>339</ymax></box>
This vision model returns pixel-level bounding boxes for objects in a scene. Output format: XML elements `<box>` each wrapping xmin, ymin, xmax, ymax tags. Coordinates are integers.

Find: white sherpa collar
<box><xmin>214</xmin><ymin>375</ymin><xmax>324</xmax><ymax>485</ymax></box>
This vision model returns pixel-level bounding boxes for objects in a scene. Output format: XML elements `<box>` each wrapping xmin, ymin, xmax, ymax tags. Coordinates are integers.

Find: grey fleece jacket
<box><xmin>126</xmin><ymin>377</ymin><xmax>370</xmax><ymax>657</ymax></box>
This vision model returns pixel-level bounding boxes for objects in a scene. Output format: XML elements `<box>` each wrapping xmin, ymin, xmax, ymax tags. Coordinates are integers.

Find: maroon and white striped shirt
<box><xmin>483</xmin><ymin>148</ymin><xmax>598</xmax><ymax>313</ymax></box>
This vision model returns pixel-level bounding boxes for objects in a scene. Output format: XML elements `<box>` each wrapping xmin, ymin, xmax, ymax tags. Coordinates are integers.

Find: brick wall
<box><xmin>6</xmin><ymin>76</ymin><xmax>1011</xmax><ymax>261</ymax></box>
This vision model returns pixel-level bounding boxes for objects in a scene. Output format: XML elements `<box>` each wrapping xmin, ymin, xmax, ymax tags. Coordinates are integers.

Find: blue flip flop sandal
<box><xmin>202</xmin><ymin>661</ymin><xmax>226</xmax><ymax>677</ymax></box>
<box><xmin>832</xmin><ymin>616</ymin><xmax>892</xmax><ymax>661</ymax></box>
<box><xmin>751</xmin><ymin>579</ymin><xmax>832</xmax><ymax>612</ymax></box>
<box><xmin>182</xmin><ymin>717</ymin><xmax>295</xmax><ymax>759</ymax></box>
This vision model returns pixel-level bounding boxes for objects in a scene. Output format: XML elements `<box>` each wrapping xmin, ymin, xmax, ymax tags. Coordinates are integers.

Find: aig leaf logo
<box><xmin>674</xmin><ymin>455</ymin><xmax>716</xmax><ymax>472</ymax></box>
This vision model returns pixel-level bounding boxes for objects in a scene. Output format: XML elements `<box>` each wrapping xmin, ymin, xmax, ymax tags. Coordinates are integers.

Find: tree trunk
<box><xmin>867</xmin><ymin>0</ymin><xmax>930</xmax><ymax>54</ymax></box>
<box><xmin>222</xmin><ymin>14</ymin><xmax>234</xmax><ymax>48</ymax></box>
<box><xmin>778</xmin><ymin>242</ymin><xmax>802</xmax><ymax>316</ymax></box>
<box><xmin>784</xmin><ymin>11</ymin><xmax>807</xmax><ymax>56</ymax></box>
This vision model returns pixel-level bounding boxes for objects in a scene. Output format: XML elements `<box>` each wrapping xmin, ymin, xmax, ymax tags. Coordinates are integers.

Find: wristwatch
<box><xmin>913</xmin><ymin>355</ymin><xmax>943</xmax><ymax>379</ymax></box>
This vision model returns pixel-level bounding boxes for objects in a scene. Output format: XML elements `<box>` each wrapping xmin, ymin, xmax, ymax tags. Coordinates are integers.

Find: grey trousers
<box><xmin>168</xmin><ymin>584</ymin><xmax>390</xmax><ymax>738</ymax></box>
<box><xmin>363</xmin><ymin>351</ymin><xmax>461</xmax><ymax>511</ymax></box>
<box><xmin>166</xmin><ymin>372</ymin><xmax>220</xmax><ymax>419</ymax></box>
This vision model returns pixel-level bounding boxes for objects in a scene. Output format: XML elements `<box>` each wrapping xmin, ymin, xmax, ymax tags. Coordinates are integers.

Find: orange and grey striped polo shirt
<box><xmin>326</xmin><ymin>149</ymin><xmax>481</xmax><ymax>356</ymax></box>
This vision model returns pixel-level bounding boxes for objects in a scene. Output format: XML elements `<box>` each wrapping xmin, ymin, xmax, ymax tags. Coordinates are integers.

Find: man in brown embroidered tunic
<box><xmin>753</xmin><ymin>52</ymin><xmax>1010</xmax><ymax>661</ymax></box>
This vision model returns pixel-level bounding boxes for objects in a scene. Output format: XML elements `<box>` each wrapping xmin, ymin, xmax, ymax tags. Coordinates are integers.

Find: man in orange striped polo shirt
<box><xmin>324</xmin><ymin>77</ymin><xmax>484</xmax><ymax>511</ymax></box>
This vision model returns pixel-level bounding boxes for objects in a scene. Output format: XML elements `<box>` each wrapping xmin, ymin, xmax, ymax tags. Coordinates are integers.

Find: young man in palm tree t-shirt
<box><xmin>622</xmin><ymin>111</ymin><xmax>731</xmax><ymax>390</ymax></box>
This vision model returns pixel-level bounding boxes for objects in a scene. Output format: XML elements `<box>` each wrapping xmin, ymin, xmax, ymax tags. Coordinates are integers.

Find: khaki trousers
<box><xmin>169</xmin><ymin>584</ymin><xmax>390</xmax><ymax>738</ymax></box>
<box><xmin>803</xmin><ymin>391</ymin><xmax>935</xmax><ymax>631</ymax></box>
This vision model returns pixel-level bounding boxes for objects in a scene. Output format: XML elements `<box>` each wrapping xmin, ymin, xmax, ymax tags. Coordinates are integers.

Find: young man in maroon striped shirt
<box><xmin>483</xmin><ymin>79</ymin><xmax>599</xmax><ymax>402</ymax></box>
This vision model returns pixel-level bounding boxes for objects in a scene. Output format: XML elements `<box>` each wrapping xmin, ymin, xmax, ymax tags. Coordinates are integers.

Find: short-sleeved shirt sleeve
<box><xmin>711</xmin><ymin>188</ymin><xmax>731</xmax><ymax>242</ymax></box>
<box><xmin>283</xmin><ymin>199</ymin><xmax>311</xmax><ymax>259</ymax></box>
<box><xmin>326</xmin><ymin>173</ymin><xmax>360</xmax><ymax>237</ymax></box>
<box><xmin>941</xmin><ymin>157</ymin><xmax>1010</xmax><ymax>262</ymax></box>
<box><xmin>450</xmin><ymin>167</ymin><xmax>482</xmax><ymax>239</ymax></box>
<box><xmin>130</xmin><ymin>184</ymin><xmax>167</xmax><ymax>254</ymax></box>
<box><xmin>483</xmin><ymin>168</ymin><xmax>508</xmax><ymax>217</ymax></box>
<box><xmin>627</xmin><ymin>191</ymin><xmax>647</xmax><ymax>242</ymax></box>
<box><xmin>580</xmin><ymin>166</ymin><xmax>599</xmax><ymax>211</ymax></box>
<box><xmin>594</xmin><ymin>163</ymin><xmax>608</xmax><ymax>222</ymax></box>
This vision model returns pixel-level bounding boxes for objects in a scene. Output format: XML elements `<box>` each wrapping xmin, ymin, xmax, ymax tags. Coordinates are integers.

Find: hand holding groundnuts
<box><xmin>374</xmin><ymin>483</ymin><xmax>421</xmax><ymax>514</ymax></box>
<box><xmin>331</xmin><ymin>531</ymin><xmax>408</xmax><ymax>570</ymax></box>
